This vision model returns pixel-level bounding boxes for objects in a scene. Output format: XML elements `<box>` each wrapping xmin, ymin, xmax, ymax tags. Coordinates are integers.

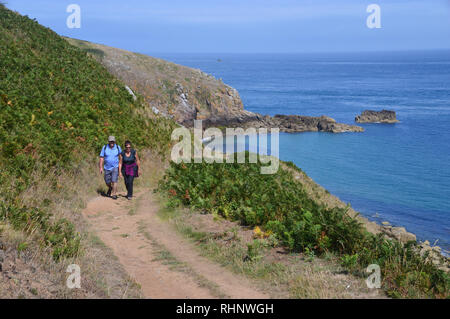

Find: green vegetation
<box><xmin>158</xmin><ymin>153</ymin><xmax>449</xmax><ymax>298</ymax></box>
<box><xmin>158</xmin><ymin>203</ymin><xmax>369</xmax><ymax>298</ymax></box>
<box><xmin>160</xmin><ymin>79</ymin><xmax>178</xmax><ymax>107</ymax></box>
<box><xmin>1</xmin><ymin>4</ymin><xmax>447</xmax><ymax>299</ymax></box>
<box><xmin>65</xmin><ymin>38</ymin><xmax>106</xmax><ymax>60</ymax></box>
<box><xmin>179</xmin><ymin>224</ymin><xmax>288</xmax><ymax>281</ymax></box>
<box><xmin>194</xmin><ymin>86</ymin><xmax>212</xmax><ymax>110</ymax></box>
<box><xmin>0</xmin><ymin>6</ymin><xmax>175</xmax><ymax>260</ymax></box>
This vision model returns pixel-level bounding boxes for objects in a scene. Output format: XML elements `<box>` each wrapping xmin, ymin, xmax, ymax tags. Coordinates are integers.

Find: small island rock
<box><xmin>355</xmin><ymin>110</ymin><xmax>399</xmax><ymax>123</ymax></box>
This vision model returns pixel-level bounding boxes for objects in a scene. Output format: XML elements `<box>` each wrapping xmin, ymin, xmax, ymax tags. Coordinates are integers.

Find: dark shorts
<box><xmin>104</xmin><ymin>167</ymin><xmax>119</xmax><ymax>184</ymax></box>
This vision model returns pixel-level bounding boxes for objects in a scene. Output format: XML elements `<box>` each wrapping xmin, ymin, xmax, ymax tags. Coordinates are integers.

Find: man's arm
<box><xmin>118</xmin><ymin>154</ymin><xmax>123</xmax><ymax>177</ymax></box>
<box><xmin>99</xmin><ymin>157</ymin><xmax>104</xmax><ymax>174</ymax></box>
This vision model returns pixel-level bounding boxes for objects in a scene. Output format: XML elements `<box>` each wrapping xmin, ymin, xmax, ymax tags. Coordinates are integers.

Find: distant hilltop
<box><xmin>66</xmin><ymin>38</ymin><xmax>364</xmax><ymax>134</ymax></box>
<box><xmin>355</xmin><ymin>109</ymin><xmax>399</xmax><ymax>123</ymax></box>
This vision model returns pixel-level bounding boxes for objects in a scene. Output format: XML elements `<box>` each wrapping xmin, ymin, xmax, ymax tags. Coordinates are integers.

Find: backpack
<box><xmin>102</xmin><ymin>144</ymin><xmax>120</xmax><ymax>157</ymax></box>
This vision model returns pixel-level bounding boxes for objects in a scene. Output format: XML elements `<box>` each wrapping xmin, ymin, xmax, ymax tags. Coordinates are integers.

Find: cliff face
<box><xmin>65</xmin><ymin>38</ymin><xmax>246</xmax><ymax>126</ymax></box>
<box><xmin>66</xmin><ymin>38</ymin><xmax>363</xmax><ymax>133</ymax></box>
<box><xmin>355</xmin><ymin>110</ymin><xmax>399</xmax><ymax>123</ymax></box>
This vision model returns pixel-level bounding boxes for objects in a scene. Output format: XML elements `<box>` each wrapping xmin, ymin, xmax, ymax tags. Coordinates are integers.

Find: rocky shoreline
<box><xmin>200</xmin><ymin>112</ymin><xmax>364</xmax><ymax>133</ymax></box>
<box><xmin>380</xmin><ymin>224</ymin><xmax>449</xmax><ymax>271</ymax></box>
<box><xmin>366</xmin><ymin>219</ymin><xmax>449</xmax><ymax>271</ymax></box>
<box><xmin>287</xmin><ymin>165</ymin><xmax>450</xmax><ymax>272</ymax></box>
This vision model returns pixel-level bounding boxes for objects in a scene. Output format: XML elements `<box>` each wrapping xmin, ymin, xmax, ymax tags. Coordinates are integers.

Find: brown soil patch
<box><xmin>174</xmin><ymin>210</ymin><xmax>386</xmax><ymax>299</ymax></box>
<box><xmin>82</xmin><ymin>190</ymin><xmax>269</xmax><ymax>299</ymax></box>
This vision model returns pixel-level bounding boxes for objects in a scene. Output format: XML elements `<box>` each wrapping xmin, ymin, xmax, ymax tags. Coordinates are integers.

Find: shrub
<box><xmin>158</xmin><ymin>153</ymin><xmax>449</xmax><ymax>298</ymax></box>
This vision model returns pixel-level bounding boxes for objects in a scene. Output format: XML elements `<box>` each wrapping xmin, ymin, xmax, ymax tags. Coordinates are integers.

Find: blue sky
<box><xmin>4</xmin><ymin>0</ymin><xmax>450</xmax><ymax>53</ymax></box>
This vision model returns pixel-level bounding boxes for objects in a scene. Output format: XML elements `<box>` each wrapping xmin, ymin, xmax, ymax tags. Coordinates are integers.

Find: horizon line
<box><xmin>64</xmin><ymin>36</ymin><xmax>450</xmax><ymax>57</ymax></box>
<box><xmin>143</xmin><ymin>48</ymin><xmax>450</xmax><ymax>55</ymax></box>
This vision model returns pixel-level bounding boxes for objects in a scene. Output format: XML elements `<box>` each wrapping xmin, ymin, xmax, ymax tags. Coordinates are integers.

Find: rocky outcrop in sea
<box><xmin>355</xmin><ymin>110</ymin><xmax>399</xmax><ymax>123</ymax></box>
<box><xmin>202</xmin><ymin>113</ymin><xmax>364</xmax><ymax>133</ymax></box>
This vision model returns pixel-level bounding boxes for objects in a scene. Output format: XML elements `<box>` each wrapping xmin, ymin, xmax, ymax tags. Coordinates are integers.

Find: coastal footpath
<box><xmin>67</xmin><ymin>37</ymin><xmax>447</xmax><ymax>265</ymax></box>
<box><xmin>1</xmin><ymin>4</ymin><xmax>446</xmax><ymax>298</ymax></box>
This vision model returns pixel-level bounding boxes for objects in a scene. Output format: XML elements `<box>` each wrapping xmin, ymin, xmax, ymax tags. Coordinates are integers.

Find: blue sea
<box><xmin>153</xmin><ymin>51</ymin><xmax>450</xmax><ymax>253</ymax></box>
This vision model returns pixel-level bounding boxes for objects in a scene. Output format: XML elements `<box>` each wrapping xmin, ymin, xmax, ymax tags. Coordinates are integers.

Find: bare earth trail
<box><xmin>82</xmin><ymin>189</ymin><xmax>269</xmax><ymax>299</ymax></box>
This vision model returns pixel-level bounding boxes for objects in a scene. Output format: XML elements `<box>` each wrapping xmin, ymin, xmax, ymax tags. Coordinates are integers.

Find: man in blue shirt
<box><xmin>99</xmin><ymin>136</ymin><xmax>122</xmax><ymax>199</ymax></box>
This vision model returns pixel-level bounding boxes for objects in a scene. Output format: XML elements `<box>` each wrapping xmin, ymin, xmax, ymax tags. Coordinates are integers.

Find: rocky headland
<box><xmin>66</xmin><ymin>38</ymin><xmax>363</xmax><ymax>134</ymax></box>
<box><xmin>355</xmin><ymin>110</ymin><xmax>399</xmax><ymax>123</ymax></box>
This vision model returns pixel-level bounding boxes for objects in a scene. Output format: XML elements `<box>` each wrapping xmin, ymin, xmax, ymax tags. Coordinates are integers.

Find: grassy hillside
<box><xmin>158</xmin><ymin>155</ymin><xmax>449</xmax><ymax>298</ymax></box>
<box><xmin>1</xmin><ymin>4</ymin><xmax>448</xmax><ymax>299</ymax></box>
<box><xmin>0</xmin><ymin>5</ymin><xmax>175</xmax><ymax>263</ymax></box>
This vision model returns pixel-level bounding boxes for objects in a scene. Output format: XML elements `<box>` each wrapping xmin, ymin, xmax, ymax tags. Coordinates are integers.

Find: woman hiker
<box><xmin>119</xmin><ymin>140</ymin><xmax>141</xmax><ymax>200</ymax></box>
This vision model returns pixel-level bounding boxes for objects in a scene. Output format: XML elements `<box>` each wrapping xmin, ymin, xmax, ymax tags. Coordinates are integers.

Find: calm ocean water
<box><xmin>153</xmin><ymin>51</ymin><xmax>450</xmax><ymax>253</ymax></box>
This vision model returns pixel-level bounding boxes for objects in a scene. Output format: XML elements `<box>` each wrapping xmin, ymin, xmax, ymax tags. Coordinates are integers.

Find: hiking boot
<box><xmin>127</xmin><ymin>196</ymin><xmax>132</xmax><ymax>200</ymax></box>
<box><xmin>112</xmin><ymin>195</ymin><xmax>118</xmax><ymax>200</ymax></box>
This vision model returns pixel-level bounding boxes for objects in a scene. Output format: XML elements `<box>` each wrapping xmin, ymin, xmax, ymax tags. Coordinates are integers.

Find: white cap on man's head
<box><xmin>108</xmin><ymin>136</ymin><xmax>116</xmax><ymax>142</ymax></box>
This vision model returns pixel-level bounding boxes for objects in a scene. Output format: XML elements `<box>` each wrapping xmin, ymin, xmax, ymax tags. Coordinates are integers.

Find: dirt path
<box><xmin>82</xmin><ymin>189</ymin><xmax>269</xmax><ymax>299</ymax></box>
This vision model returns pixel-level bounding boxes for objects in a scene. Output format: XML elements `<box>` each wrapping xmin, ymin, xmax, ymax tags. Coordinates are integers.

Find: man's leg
<box><xmin>104</xmin><ymin>170</ymin><xmax>112</xmax><ymax>197</ymax></box>
<box><xmin>112</xmin><ymin>182</ymin><xmax>117</xmax><ymax>196</ymax></box>
<box><xmin>111</xmin><ymin>168</ymin><xmax>119</xmax><ymax>199</ymax></box>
